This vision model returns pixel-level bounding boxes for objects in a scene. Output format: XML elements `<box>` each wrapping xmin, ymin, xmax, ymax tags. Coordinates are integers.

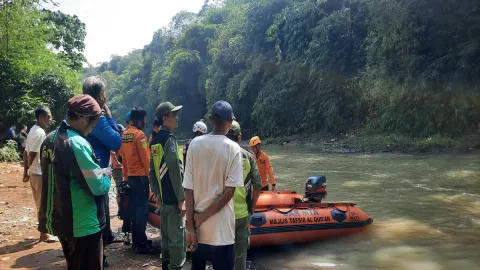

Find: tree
<box><xmin>85</xmin><ymin>0</ymin><xmax>480</xmax><ymax>139</ymax></box>
<box><xmin>42</xmin><ymin>10</ymin><xmax>87</xmax><ymax>71</ymax></box>
<box><xmin>0</xmin><ymin>0</ymin><xmax>83</xmax><ymax>138</ymax></box>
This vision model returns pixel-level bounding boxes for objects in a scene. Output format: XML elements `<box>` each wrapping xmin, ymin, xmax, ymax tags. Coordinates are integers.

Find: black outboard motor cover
<box><xmin>305</xmin><ymin>175</ymin><xmax>327</xmax><ymax>202</ymax></box>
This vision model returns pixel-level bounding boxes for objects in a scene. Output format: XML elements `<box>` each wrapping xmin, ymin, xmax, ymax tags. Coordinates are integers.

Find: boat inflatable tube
<box><xmin>147</xmin><ymin>191</ymin><xmax>372</xmax><ymax>247</ymax></box>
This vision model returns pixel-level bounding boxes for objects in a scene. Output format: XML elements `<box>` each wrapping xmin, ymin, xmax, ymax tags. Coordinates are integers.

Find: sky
<box><xmin>51</xmin><ymin>0</ymin><xmax>205</xmax><ymax>65</ymax></box>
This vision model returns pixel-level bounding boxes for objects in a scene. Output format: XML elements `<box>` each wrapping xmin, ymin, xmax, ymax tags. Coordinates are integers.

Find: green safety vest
<box><xmin>150</xmin><ymin>135</ymin><xmax>183</xmax><ymax>202</ymax></box>
<box><xmin>151</xmin><ymin>143</ymin><xmax>165</xmax><ymax>199</ymax></box>
<box><xmin>233</xmin><ymin>151</ymin><xmax>252</xmax><ymax>219</ymax></box>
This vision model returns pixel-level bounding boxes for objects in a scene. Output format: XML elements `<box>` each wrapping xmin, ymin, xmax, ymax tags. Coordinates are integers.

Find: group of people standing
<box><xmin>20</xmin><ymin>75</ymin><xmax>277</xmax><ymax>270</ymax></box>
<box><xmin>7</xmin><ymin>124</ymin><xmax>29</xmax><ymax>155</ymax></box>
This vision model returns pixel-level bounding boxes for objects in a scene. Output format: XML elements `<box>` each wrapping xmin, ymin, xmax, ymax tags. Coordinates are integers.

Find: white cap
<box><xmin>193</xmin><ymin>121</ymin><xmax>208</xmax><ymax>134</ymax></box>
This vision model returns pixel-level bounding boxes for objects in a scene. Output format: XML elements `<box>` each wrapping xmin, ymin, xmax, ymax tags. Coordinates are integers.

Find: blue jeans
<box><xmin>128</xmin><ymin>176</ymin><xmax>149</xmax><ymax>246</ymax></box>
<box><xmin>191</xmin><ymin>243</ymin><xmax>234</xmax><ymax>270</ymax></box>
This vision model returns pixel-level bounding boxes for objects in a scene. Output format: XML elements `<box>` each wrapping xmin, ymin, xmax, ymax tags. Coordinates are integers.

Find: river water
<box><xmin>249</xmin><ymin>146</ymin><xmax>480</xmax><ymax>270</ymax></box>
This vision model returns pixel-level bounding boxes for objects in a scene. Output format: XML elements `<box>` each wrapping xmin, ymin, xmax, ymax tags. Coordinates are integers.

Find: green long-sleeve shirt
<box><xmin>39</xmin><ymin>121</ymin><xmax>111</xmax><ymax>238</ymax></box>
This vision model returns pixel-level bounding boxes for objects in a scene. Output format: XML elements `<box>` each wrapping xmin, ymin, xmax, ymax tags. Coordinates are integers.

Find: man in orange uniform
<box><xmin>249</xmin><ymin>136</ymin><xmax>277</xmax><ymax>192</ymax></box>
<box><xmin>119</xmin><ymin>107</ymin><xmax>160</xmax><ymax>254</ymax></box>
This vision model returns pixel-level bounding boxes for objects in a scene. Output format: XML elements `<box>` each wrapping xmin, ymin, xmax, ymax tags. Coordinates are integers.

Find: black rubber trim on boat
<box><xmin>250</xmin><ymin>218</ymin><xmax>373</xmax><ymax>235</ymax></box>
<box><xmin>148</xmin><ymin>205</ymin><xmax>373</xmax><ymax>233</ymax></box>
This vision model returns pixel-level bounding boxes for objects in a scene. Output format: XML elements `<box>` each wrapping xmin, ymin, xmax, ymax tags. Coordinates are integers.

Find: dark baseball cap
<box><xmin>67</xmin><ymin>94</ymin><xmax>101</xmax><ymax>117</ymax></box>
<box><xmin>227</xmin><ymin>120</ymin><xmax>241</xmax><ymax>137</ymax></box>
<box><xmin>211</xmin><ymin>100</ymin><xmax>235</xmax><ymax>121</ymax></box>
<box><xmin>156</xmin><ymin>102</ymin><xmax>182</xmax><ymax>119</ymax></box>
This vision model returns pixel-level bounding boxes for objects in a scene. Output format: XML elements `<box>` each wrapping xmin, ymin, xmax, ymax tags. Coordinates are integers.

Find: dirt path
<box><xmin>0</xmin><ymin>163</ymin><xmax>171</xmax><ymax>270</ymax></box>
<box><xmin>0</xmin><ymin>163</ymin><xmax>272</xmax><ymax>270</ymax></box>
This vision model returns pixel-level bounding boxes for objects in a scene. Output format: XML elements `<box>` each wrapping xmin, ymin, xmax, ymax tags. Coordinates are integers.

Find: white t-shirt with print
<box><xmin>25</xmin><ymin>125</ymin><xmax>46</xmax><ymax>175</ymax></box>
<box><xmin>183</xmin><ymin>134</ymin><xmax>243</xmax><ymax>246</ymax></box>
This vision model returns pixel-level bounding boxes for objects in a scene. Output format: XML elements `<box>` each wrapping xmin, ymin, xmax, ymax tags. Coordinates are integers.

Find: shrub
<box><xmin>0</xmin><ymin>140</ymin><xmax>21</xmax><ymax>162</ymax></box>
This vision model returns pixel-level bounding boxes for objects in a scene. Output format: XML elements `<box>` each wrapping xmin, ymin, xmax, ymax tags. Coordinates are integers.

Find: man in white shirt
<box><xmin>183</xmin><ymin>101</ymin><xmax>243</xmax><ymax>270</ymax></box>
<box><xmin>23</xmin><ymin>105</ymin><xmax>56</xmax><ymax>242</ymax></box>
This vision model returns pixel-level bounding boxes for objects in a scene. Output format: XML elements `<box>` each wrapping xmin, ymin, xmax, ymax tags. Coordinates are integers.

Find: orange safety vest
<box><xmin>255</xmin><ymin>151</ymin><xmax>275</xmax><ymax>187</ymax></box>
<box><xmin>119</xmin><ymin>126</ymin><xmax>150</xmax><ymax>177</ymax></box>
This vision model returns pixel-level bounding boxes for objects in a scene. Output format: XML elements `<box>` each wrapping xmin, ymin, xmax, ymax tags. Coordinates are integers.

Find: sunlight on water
<box><xmin>311</xmin><ymin>263</ymin><xmax>337</xmax><ymax>267</ymax></box>
<box><xmin>429</xmin><ymin>194</ymin><xmax>480</xmax><ymax>216</ymax></box>
<box><xmin>428</xmin><ymin>194</ymin><xmax>477</xmax><ymax>205</ymax></box>
<box><xmin>268</xmin><ymin>154</ymin><xmax>288</xmax><ymax>161</ymax></box>
<box><xmin>373</xmin><ymin>246</ymin><xmax>444</xmax><ymax>270</ymax></box>
<box><xmin>371</xmin><ymin>218</ymin><xmax>445</xmax><ymax>241</ymax></box>
<box><xmin>342</xmin><ymin>180</ymin><xmax>380</xmax><ymax>187</ymax></box>
<box><xmin>370</xmin><ymin>172</ymin><xmax>394</xmax><ymax>178</ymax></box>
<box><xmin>473</xmin><ymin>218</ymin><xmax>480</xmax><ymax>226</ymax></box>
<box><xmin>444</xmin><ymin>170</ymin><xmax>480</xmax><ymax>180</ymax></box>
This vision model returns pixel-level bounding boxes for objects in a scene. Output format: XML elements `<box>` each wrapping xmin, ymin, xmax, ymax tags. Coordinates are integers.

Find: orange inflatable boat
<box><xmin>147</xmin><ymin>176</ymin><xmax>373</xmax><ymax>247</ymax></box>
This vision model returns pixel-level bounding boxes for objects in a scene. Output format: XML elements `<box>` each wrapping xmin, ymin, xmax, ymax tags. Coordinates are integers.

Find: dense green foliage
<box><xmin>0</xmin><ymin>140</ymin><xmax>20</xmax><ymax>162</ymax></box>
<box><xmin>84</xmin><ymin>0</ymin><xmax>478</xmax><ymax>138</ymax></box>
<box><xmin>0</xmin><ymin>0</ymin><xmax>85</xmax><ymax>138</ymax></box>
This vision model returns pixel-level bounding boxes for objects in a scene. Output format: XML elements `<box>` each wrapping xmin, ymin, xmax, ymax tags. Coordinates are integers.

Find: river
<box><xmin>249</xmin><ymin>146</ymin><xmax>480</xmax><ymax>270</ymax></box>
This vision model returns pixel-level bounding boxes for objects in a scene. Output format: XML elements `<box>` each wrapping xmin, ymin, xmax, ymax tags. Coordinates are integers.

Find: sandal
<box><xmin>41</xmin><ymin>235</ymin><xmax>59</xmax><ymax>243</ymax></box>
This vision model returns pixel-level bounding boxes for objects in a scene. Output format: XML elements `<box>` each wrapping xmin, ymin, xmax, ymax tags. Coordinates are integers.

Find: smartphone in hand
<box><xmin>101</xmin><ymin>167</ymin><xmax>113</xmax><ymax>177</ymax></box>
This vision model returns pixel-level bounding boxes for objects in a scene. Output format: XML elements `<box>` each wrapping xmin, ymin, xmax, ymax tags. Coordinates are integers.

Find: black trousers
<box><xmin>59</xmin><ymin>231</ymin><xmax>103</xmax><ymax>270</ymax></box>
<box><xmin>128</xmin><ymin>176</ymin><xmax>150</xmax><ymax>246</ymax></box>
<box><xmin>120</xmin><ymin>191</ymin><xmax>132</xmax><ymax>233</ymax></box>
<box><xmin>102</xmin><ymin>194</ymin><xmax>114</xmax><ymax>242</ymax></box>
<box><xmin>191</xmin><ymin>244</ymin><xmax>235</xmax><ymax>270</ymax></box>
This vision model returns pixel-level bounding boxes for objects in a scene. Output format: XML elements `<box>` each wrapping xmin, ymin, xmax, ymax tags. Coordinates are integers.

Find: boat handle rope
<box><xmin>255</xmin><ymin>203</ymin><xmax>352</xmax><ymax>214</ymax></box>
<box><xmin>254</xmin><ymin>205</ymin><xmax>296</xmax><ymax>214</ymax></box>
<box><xmin>329</xmin><ymin>203</ymin><xmax>349</xmax><ymax>213</ymax></box>
<box><xmin>271</xmin><ymin>205</ymin><xmax>296</xmax><ymax>214</ymax></box>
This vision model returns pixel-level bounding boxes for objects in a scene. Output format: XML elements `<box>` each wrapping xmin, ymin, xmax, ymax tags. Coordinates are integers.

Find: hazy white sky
<box><xmin>53</xmin><ymin>0</ymin><xmax>205</xmax><ymax>65</ymax></box>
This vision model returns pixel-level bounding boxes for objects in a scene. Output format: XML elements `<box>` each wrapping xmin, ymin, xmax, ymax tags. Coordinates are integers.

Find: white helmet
<box><xmin>193</xmin><ymin>121</ymin><xmax>208</xmax><ymax>134</ymax></box>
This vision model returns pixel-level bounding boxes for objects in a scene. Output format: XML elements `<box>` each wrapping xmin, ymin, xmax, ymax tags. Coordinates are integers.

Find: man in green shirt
<box><xmin>226</xmin><ymin>121</ymin><xmax>262</xmax><ymax>270</ymax></box>
<box><xmin>149</xmin><ymin>102</ymin><xmax>186</xmax><ymax>270</ymax></box>
<box><xmin>39</xmin><ymin>94</ymin><xmax>111</xmax><ymax>270</ymax></box>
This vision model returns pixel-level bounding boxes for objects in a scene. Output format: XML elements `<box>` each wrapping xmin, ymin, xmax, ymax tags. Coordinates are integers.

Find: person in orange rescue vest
<box><xmin>119</xmin><ymin>107</ymin><xmax>160</xmax><ymax>254</ymax></box>
<box><xmin>249</xmin><ymin>136</ymin><xmax>277</xmax><ymax>192</ymax></box>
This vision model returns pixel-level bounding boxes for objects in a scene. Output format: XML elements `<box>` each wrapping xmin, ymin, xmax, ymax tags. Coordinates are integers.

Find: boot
<box><xmin>161</xmin><ymin>260</ymin><xmax>170</xmax><ymax>270</ymax></box>
<box><xmin>135</xmin><ymin>243</ymin><xmax>161</xmax><ymax>254</ymax></box>
<box><xmin>103</xmin><ymin>255</ymin><xmax>109</xmax><ymax>268</ymax></box>
<box><xmin>123</xmin><ymin>233</ymin><xmax>131</xmax><ymax>246</ymax></box>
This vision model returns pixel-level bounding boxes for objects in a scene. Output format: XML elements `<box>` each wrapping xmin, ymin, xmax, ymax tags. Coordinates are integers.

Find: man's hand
<box><xmin>186</xmin><ymin>229</ymin><xmax>197</xmax><ymax>252</ymax></box>
<box><xmin>155</xmin><ymin>195</ymin><xmax>162</xmax><ymax>214</ymax></box>
<box><xmin>22</xmin><ymin>170</ymin><xmax>30</xmax><ymax>182</ymax></box>
<box><xmin>100</xmin><ymin>168</ymin><xmax>112</xmax><ymax>177</ymax></box>
<box><xmin>104</xmin><ymin>104</ymin><xmax>112</xmax><ymax>118</ymax></box>
<box><xmin>178</xmin><ymin>200</ymin><xmax>185</xmax><ymax>217</ymax></box>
